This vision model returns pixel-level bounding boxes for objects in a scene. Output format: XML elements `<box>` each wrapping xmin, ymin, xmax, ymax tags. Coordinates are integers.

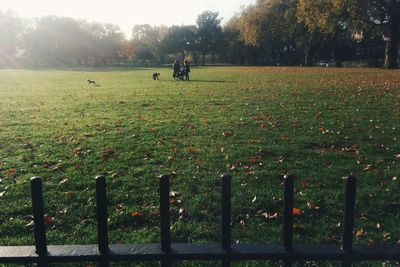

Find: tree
<box><xmin>297</xmin><ymin>0</ymin><xmax>400</xmax><ymax>69</ymax></box>
<box><xmin>131</xmin><ymin>24</ymin><xmax>169</xmax><ymax>64</ymax></box>
<box><xmin>118</xmin><ymin>40</ymin><xmax>136</xmax><ymax>66</ymax></box>
<box><xmin>162</xmin><ymin>25</ymin><xmax>197</xmax><ymax>62</ymax></box>
<box><xmin>0</xmin><ymin>10</ymin><xmax>23</xmax><ymax>67</ymax></box>
<box><xmin>237</xmin><ymin>0</ymin><xmax>303</xmax><ymax>65</ymax></box>
<box><xmin>223</xmin><ymin>16</ymin><xmax>247</xmax><ymax>65</ymax></box>
<box><xmin>22</xmin><ymin>17</ymin><xmax>124</xmax><ymax>67</ymax></box>
<box><xmin>23</xmin><ymin>16</ymin><xmax>84</xmax><ymax>66</ymax></box>
<box><xmin>196</xmin><ymin>11</ymin><xmax>223</xmax><ymax>65</ymax></box>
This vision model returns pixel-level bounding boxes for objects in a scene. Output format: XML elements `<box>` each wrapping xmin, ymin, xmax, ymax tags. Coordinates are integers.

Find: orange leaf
<box><xmin>249</xmin><ymin>156</ymin><xmax>258</xmax><ymax>164</ymax></box>
<box><xmin>292</xmin><ymin>208</ymin><xmax>302</xmax><ymax>216</ymax></box>
<box><xmin>45</xmin><ymin>215</ymin><xmax>55</xmax><ymax>224</ymax></box>
<box><xmin>186</xmin><ymin>147</ymin><xmax>197</xmax><ymax>154</ymax></box>
<box><xmin>4</xmin><ymin>168</ymin><xmax>17</xmax><ymax>175</ymax></box>
<box><xmin>300</xmin><ymin>180</ymin><xmax>310</xmax><ymax>189</ymax></box>
<box><xmin>131</xmin><ymin>211</ymin><xmax>142</xmax><ymax>217</ymax></box>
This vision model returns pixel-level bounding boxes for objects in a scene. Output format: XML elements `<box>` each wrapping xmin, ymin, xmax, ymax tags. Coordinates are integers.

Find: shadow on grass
<box><xmin>162</xmin><ymin>79</ymin><xmax>235</xmax><ymax>83</ymax></box>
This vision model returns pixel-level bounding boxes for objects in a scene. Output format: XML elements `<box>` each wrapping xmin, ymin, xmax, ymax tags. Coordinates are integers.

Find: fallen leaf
<box><xmin>383</xmin><ymin>232</ymin><xmax>391</xmax><ymax>241</ymax></box>
<box><xmin>169</xmin><ymin>191</ymin><xmax>180</xmax><ymax>197</ymax></box>
<box><xmin>186</xmin><ymin>147</ymin><xmax>197</xmax><ymax>154</ymax></box>
<box><xmin>4</xmin><ymin>168</ymin><xmax>16</xmax><ymax>176</ymax></box>
<box><xmin>360</xmin><ymin>213</ymin><xmax>369</xmax><ymax>220</ymax></box>
<box><xmin>355</xmin><ymin>229</ymin><xmax>365</xmax><ymax>238</ymax></box>
<box><xmin>292</xmin><ymin>208</ymin><xmax>301</xmax><ymax>216</ymax></box>
<box><xmin>307</xmin><ymin>202</ymin><xmax>320</xmax><ymax>210</ymax></box>
<box><xmin>45</xmin><ymin>215</ymin><xmax>55</xmax><ymax>224</ymax></box>
<box><xmin>170</xmin><ymin>199</ymin><xmax>178</xmax><ymax>205</ymax></box>
<box><xmin>59</xmin><ymin>208</ymin><xmax>68</xmax><ymax>215</ymax></box>
<box><xmin>300</xmin><ymin>180</ymin><xmax>310</xmax><ymax>189</ymax></box>
<box><xmin>260</xmin><ymin>212</ymin><xmax>278</xmax><ymax>219</ymax></box>
<box><xmin>249</xmin><ymin>155</ymin><xmax>260</xmax><ymax>164</ymax></box>
<box><xmin>222</xmin><ymin>131</ymin><xmax>233</xmax><ymax>137</ymax></box>
<box><xmin>59</xmin><ymin>178</ymin><xmax>69</xmax><ymax>185</ymax></box>
<box><xmin>341</xmin><ymin>145</ymin><xmax>359</xmax><ymax>154</ymax></box>
<box><xmin>131</xmin><ymin>211</ymin><xmax>142</xmax><ymax>217</ymax></box>
<box><xmin>26</xmin><ymin>220</ymin><xmax>34</xmax><ymax>226</ymax></box>
<box><xmin>363</xmin><ymin>164</ymin><xmax>377</xmax><ymax>172</ymax></box>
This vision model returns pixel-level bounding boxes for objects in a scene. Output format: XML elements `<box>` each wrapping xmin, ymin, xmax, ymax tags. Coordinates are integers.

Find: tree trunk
<box><xmin>384</xmin><ymin>23</ymin><xmax>399</xmax><ymax>69</ymax></box>
<box><xmin>304</xmin><ymin>48</ymin><xmax>310</xmax><ymax>66</ymax></box>
<box><xmin>202</xmin><ymin>52</ymin><xmax>206</xmax><ymax>66</ymax></box>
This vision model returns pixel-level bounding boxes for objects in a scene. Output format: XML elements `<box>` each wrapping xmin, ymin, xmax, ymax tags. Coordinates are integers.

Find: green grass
<box><xmin>0</xmin><ymin>67</ymin><xmax>399</xmax><ymax>264</ymax></box>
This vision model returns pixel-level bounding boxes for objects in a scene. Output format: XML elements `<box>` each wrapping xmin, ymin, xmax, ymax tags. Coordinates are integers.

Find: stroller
<box><xmin>175</xmin><ymin>68</ymin><xmax>187</xmax><ymax>80</ymax></box>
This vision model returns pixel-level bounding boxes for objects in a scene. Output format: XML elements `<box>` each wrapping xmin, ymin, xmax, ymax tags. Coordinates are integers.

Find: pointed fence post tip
<box><xmin>31</xmin><ymin>176</ymin><xmax>40</xmax><ymax>181</ymax></box>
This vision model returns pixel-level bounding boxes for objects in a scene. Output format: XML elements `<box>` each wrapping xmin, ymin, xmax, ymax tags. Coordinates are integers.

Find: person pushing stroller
<box><xmin>183</xmin><ymin>59</ymin><xmax>190</xmax><ymax>80</ymax></box>
<box><xmin>172</xmin><ymin>59</ymin><xmax>190</xmax><ymax>80</ymax></box>
<box><xmin>172</xmin><ymin>60</ymin><xmax>181</xmax><ymax>80</ymax></box>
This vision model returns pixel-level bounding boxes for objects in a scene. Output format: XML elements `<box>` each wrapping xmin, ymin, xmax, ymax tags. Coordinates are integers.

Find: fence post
<box><xmin>283</xmin><ymin>174</ymin><xmax>294</xmax><ymax>267</ymax></box>
<box><xmin>95</xmin><ymin>175</ymin><xmax>109</xmax><ymax>267</ymax></box>
<box><xmin>221</xmin><ymin>174</ymin><xmax>232</xmax><ymax>267</ymax></box>
<box><xmin>160</xmin><ymin>174</ymin><xmax>171</xmax><ymax>267</ymax></box>
<box><xmin>341</xmin><ymin>175</ymin><xmax>356</xmax><ymax>267</ymax></box>
<box><xmin>30</xmin><ymin>177</ymin><xmax>48</xmax><ymax>267</ymax></box>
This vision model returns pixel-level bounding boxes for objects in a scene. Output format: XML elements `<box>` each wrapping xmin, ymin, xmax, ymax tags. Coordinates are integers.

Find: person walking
<box><xmin>183</xmin><ymin>59</ymin><xmax>190</xmax><ymax>80</ymax></box>
<box><xmin>172</xmin><ymin>59</ymin><xmax>180</xmax><ymax>80</ymax></box>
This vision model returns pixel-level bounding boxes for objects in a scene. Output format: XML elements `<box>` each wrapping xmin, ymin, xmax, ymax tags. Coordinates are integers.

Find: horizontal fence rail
<box><xmin>0</xmin><ymin>175</ymin><xmax>399</xmax><ymax>266</ymax></box>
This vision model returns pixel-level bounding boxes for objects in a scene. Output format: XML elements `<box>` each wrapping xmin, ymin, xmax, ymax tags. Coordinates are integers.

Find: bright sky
<box><xmin>1</xmin><ymin>0</ymin><xmax>256</xmax><ymax>37</ymax></box>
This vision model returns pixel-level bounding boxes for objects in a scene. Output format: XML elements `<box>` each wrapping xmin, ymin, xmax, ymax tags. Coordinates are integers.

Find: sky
<box><xmin>1</xmin><ymin>0</ymin><xmax>256</xmax><ymax>37</ymax></box>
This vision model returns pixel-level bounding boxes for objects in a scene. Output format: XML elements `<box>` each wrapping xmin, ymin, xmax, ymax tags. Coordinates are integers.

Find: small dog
<box><xmin>152</xmin><ymin>73</ymin><xmax>160</xmax><ymax>80</ymax></box>
<box><xmin>87</xmin><ymin>79</ymin><xmax>96</xmax><ymax>85</ymax></box>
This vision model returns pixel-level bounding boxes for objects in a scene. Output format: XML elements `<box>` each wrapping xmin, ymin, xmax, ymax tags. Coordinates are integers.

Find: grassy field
<box><xmin>0</xmin><ymin>66</ymin><xmax>399</xmax><ymax>265</ymax></box>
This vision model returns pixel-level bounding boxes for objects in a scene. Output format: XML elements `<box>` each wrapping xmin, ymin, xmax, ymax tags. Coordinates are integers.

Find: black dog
<box><xmin>87</xmin><ymin>79</ymin><xmax>96</xmax><ymax>85</ymax></box>
<box><xmin>153</xmin><ymin>73</ymin><xmax>160</xmax><ymax>80</ymax></box>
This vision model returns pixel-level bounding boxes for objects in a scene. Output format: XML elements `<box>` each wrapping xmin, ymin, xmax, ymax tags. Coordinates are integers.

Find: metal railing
<box><xmin>0</xmin><ymin>174</ymin><xmax>399</xmax><ymax>266</ymax></box>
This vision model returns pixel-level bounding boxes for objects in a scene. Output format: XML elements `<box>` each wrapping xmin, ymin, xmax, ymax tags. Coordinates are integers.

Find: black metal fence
<box><xmin>0</xmin><ymin>174</ymin><xmax>399</xmax><ymax>266</ymax></box>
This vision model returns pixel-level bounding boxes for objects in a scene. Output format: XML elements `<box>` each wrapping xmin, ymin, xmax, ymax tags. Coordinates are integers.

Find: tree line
<box><xmin>1</xmin><ymin>0</ymin><xmax>399</xmax><ymax>69</ymax></box>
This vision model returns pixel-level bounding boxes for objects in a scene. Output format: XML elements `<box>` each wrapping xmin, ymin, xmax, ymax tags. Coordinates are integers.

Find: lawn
<box><xmin>0</xmin><ymin>67</ymin><xmax>399</xmax><ymax>261</ymax></box>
